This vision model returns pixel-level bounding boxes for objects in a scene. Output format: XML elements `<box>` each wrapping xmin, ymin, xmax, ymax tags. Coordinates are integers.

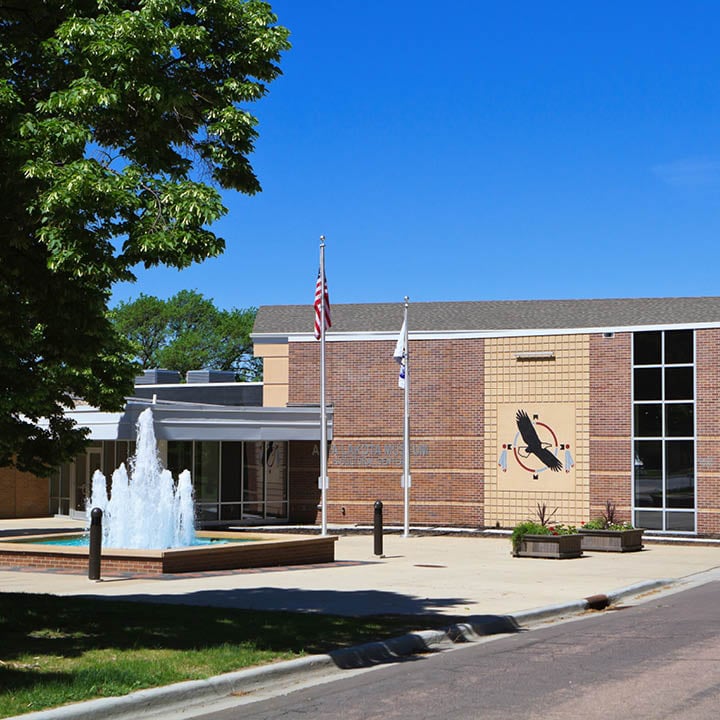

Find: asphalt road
<box><xmin>191</xmin><ymin>581</ymin><xmax>720</xmax><ymax>720</ymax></box>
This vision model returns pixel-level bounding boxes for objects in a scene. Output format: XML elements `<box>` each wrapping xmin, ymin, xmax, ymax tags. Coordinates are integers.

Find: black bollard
<box><xmin>88</xmin><ymin>507</ymin><xmax>103</xmax><ymax>581</ymax></box>
<box><xmin>373</xmin><ymin>500</ymin><xmax>383</xmax><ymax>556</ymax></box>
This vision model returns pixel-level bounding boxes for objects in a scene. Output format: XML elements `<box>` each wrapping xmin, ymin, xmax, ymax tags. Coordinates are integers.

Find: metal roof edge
<box><xmin>276</xmin><ymin>320</ymin><xmax>720</xmax><ymax>343</ymax></box>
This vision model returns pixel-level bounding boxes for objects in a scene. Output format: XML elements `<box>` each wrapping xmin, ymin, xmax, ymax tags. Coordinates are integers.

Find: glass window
<box><xmin>666</xmin><ymin>511</ymin><xmax>695</xmax><ymax>531</ymax></box>
<box><xmin>634</xmin><ymin>404</ymin><xmax>662</xmax><ymax>437</ymax></box>
<box><xmin>220</xmin><ymin>504</ymin><xmax>242</xmax><ymax>521</ymax></box>
<box><xmin>243</xmin><ymin>441</ymin><xmax>265</xmax><ymax>505</ymax></box>
<box><xmin>49</xmin><ymin>469</ymin><xmax>60</xmax><ymax>498</ymax></box>
<box><xmin>633</xmin><ymin>329</ymin><xmax>695</xmax><ymax>532</ymax></box>
<box><xmin>75</xmin><ymin>453</ymin><xmax>87</xmax><ymax>512</ymax></box>
<box><xmin>666</xmin><ymin>440</ymin><xmax>694</xmax><ymax>508</ymax></box>
<box><xmin>265</xmin><ymin>502</ymin><xmax>287</xmax><ymax>519</ymax></box>
<box><xmin>114</xmin><ymin>441</ymin><xmax>132</xmax><ymax>469</ymax></box>
<box><xmin>664</xmin><ymin>330</ymin><xmax>693</xmax><ymax>365</ymax></box>
<box><xmin>665</xmin><ymin>367</ymin><xmax>693</xmax><ymax>400</ymax></box>
<box><xmin>634</xmin><ymin>368</ymin><xmax>662</xmax><ymax>400</ymax></box>
<box><xmin>167</xmin><ymin>441</ymin><xmax>193</xmax><ymax>479</ymax></box>
<box><xmin>634</xmin><ymin>332</ymin><xmax>661</xmax><ymax>365</ymax></box>
<box><xmin>634</xmin><ymin>440</ymin><xmax>663</xmax><ymax>507</ymax></box>
<box><xmin>59</xmin><ymin>462</ymin><xmax>70</xmax><ymax>497</ymax></box>
<box><xmin>194</xmin><ymin>441</ymin><xmax>220</xmax><ymax>503</ymax></box>
<box><xmin>635</xmin><ymin>510</ymin><xmax>662</xmax><ymax>530</ymax></box>
<box><xmin>265</xmin><ymin>441</ymin><xmax>288</xmax><ymax>507</ymax></box>
<box><xmin>197</xmin><ymin>504</ymin><xmax>218</xmax><ymax>522</ymax></box>
<box><xmin>665</xmin><ymin>404</ymin><xmax>693</xmax><ymax>437</ymax></box>
<box><xmin>221</xmin><ymin>442</ymin><xmax>243</xmax><ymax>503</ymax></box>
<box><xmin>243</xmin><ymin>503</ymin><xmax>264</xmax><ymax>519</ymax></box>
<box><xmin>103</xmin><ymin>442</ymin><xmax>115</xmax><ymax>474</ymax></box>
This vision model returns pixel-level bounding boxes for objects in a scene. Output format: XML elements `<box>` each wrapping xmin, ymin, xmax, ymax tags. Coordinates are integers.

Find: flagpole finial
<box><xmin>320</xmin><ymin>235</ymin><xmax>325</xmax><ymax>246</ymax></box>
<box><xmin>404</xmin><ymin>295</ymin><xmax>409</xmax><ymax>306</ymax></box>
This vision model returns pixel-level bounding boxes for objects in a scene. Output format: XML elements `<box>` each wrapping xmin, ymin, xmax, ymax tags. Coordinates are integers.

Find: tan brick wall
<box><xmin>0</xmin><ymin>466</ymin><xmax>48</xmax><ymax>518</ymax></box>
<box><xmin>484</xmin><ymin>335</ymin><xmax>590</xmax><ymax>528</ymax></box>
<box><xmin>254</xmin><ymin>341</ymin><xmax>289</xmax><ymax>407</ymax></box>
<box><xmin>289</xmin><ymin>338</ymin><xmax>484</xmax><ymax>526</ymax></box>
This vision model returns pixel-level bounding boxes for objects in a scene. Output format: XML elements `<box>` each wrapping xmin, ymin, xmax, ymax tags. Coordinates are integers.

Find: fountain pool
<box><xmin>0</xmin><ymin>530</ymin><xmax>338</xmax><ymax>574</ymax></box>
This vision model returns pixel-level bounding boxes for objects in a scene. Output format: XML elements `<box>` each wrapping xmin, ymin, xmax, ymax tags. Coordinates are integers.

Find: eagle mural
<box><xmin>515</xmin><ymin>409</ymin><xmax>563</xmax><ymax>472</ymax></box>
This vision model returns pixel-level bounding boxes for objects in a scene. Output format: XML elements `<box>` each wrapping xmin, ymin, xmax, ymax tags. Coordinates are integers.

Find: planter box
<box><xmin>579</xmin><ymin>528</ymin><xmax>644</xmax><ymax>552</ymax></box>
<box><xmin>513</xmin><ymin>533</ymin><xmax>583</xmax><ymax>559</ymax></box>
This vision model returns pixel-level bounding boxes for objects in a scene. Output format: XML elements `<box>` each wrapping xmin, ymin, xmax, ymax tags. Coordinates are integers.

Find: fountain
<box><xmin>0</xmin><ymin>408</ymin><xmax>338</xmax><ymax>574</ymax></box>
<box><xmin>86</xmin><ymin>408</ymin><xmax>196</xmax><ymax>549</ymax></box>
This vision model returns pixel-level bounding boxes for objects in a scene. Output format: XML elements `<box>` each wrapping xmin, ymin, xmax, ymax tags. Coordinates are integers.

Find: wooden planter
<box><xmin>513</xmin><ymin>533</ymin><xmax>583</xmax><ymax>559</ymax></box>
<box><xmin>579</xmin><ymin>528</ymin><xmax>644</xmax><ymax>552</ymax></box>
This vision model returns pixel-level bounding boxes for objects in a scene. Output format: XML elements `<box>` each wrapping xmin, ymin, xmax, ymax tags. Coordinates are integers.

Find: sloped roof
<box><xmin>253</xmin><ymin>296</ymin><xmax>720</xmax><ymax>335</ymax></box>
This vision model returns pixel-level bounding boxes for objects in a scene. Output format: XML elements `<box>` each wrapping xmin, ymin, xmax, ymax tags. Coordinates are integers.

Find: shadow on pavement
<box><xmin>77</xmin><ymin>586</ymin><xmax>479</xmax><ymax>617</ymax></box>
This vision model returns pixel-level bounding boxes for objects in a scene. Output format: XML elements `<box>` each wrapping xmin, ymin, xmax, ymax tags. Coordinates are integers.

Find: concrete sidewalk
<box><xmin>1</xmin><ymin>517</ymin><xmax>719</xmax><ymax>618</ymax></box>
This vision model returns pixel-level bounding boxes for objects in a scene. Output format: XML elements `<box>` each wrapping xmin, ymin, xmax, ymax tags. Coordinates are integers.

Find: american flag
<box><xmin>314</xmin><ymin>270</ymin><xmax>331</xmax><ymax>339</ymax></box>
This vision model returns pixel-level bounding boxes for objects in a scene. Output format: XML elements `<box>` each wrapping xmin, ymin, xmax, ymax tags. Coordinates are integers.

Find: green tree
<box><xmin>112</xmin><ymin>290</ymin><xmax>262</xmax><ymax>381</ymax></box>
<box><xmin>0</xmin><ymin>1</ymin><xmax>289</xmax><ymax>474</ymax></box>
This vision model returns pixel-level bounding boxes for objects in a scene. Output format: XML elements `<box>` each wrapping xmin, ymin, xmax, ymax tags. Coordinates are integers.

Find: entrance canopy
<box><xmin>65</xmin><ymin>399</ymin><xmax>334</xmax><ymax>442</ymax></box>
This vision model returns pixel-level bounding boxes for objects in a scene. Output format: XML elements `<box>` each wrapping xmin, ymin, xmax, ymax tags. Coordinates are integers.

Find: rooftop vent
<box><xmin>186</xmin><ymin>369</ymin><xmax>237</xmax><ymax>384</ymax></box>
<box><xmin>134</xmin><ymin>369</ymin><xmax>181</xmax><ymax>385</ymax></box>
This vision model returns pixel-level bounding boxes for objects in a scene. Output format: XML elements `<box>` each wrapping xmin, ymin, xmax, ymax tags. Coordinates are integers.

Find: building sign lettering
<box><xmin>330</xmin><ymin>442</ymin><xmax>429</xmax><ymax>467</ymax></box>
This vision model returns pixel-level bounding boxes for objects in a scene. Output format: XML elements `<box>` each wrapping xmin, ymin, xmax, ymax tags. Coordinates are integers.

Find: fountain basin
<box><xmin>0</xmin><ymin>531</ymin><xmax>338</xmax><ymax>575</ymax></box>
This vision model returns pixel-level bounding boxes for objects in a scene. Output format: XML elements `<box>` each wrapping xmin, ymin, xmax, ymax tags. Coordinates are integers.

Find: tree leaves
<box><xmin>0</xmin><ymin>1</ymin><xmax>287</xmax><ymax>473</ymax></box>
<box><xmin>111</xmin><ymin>291</ymin><xmax>262</xmax><ymax>381</ymax></box>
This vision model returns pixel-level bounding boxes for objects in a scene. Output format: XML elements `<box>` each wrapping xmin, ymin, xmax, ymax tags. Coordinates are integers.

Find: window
<box><xmin>166</xmin><ymin>440</ymin><xmax>289</xmax><ymax>523</ymax></box>
<box><xmin>632</xmin><ymin>330</ymin><xmax>695</xmax><ymax>532</ymax></box>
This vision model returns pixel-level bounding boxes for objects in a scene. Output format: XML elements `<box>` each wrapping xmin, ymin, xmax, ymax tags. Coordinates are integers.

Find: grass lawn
<box><xmin>0</xmin><ymin>593</ymin><xmax>451</xmax><ymax>718</ymax></box>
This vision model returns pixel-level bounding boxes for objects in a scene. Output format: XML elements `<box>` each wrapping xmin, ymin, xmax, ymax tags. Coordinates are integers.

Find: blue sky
<box><xmin>112</xmin><ymin>1</ymin><xmax>720</xmax><ymax>312</ymax></box>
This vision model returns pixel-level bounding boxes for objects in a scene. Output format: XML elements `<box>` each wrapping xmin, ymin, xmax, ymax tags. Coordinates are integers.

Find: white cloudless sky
<box><xmin>111</xmin><ymin>0</ymin><xmax>720</xmax><ymax>312</ymax></box>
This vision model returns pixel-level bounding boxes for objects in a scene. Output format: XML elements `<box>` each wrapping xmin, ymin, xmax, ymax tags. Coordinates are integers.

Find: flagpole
<box><xmin>402</xmin><ymin>296</ymin><xmax>410</xmax><ymax>538</ymax></box>
<box><xmin>319</xmin><ymin>236</ymin><xmax>328</xmax><ymax>536</ymax></box>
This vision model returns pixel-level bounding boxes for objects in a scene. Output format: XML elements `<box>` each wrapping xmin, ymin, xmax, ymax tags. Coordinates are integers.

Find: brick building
<box><xmin>3</xmin><ymin>295</ymin><xmax>719</xmax><ymax>536</ymax></box>
<box><xmin>253</xmin><ymin>296</ymin><xmax>720</xmax><ymax>535</ymax></box>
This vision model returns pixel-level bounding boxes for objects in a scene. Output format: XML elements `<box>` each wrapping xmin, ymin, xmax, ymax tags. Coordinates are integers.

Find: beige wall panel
<box><xmin>484</xmin><ymin>334</ymin><xmax>590</xmax><ymax>527</ymax></box>
<box><xmin>257</xmin><ymin>347</ymin><xmax>290</xmax><ymax>407</ymax></box>
<box><xmin>263</xmin><ymin>356</ymin><xmax>289</xmax><ymax>385</ymax></box>
<box><xmin>263</xmin><ymin>384</ymin><xmax>289</xmax><ymax>408</ymax></box>
<box><xmin>253</xmin><ymin>342</ymin><xmax>289</xmax><ymax>359</ymax></box>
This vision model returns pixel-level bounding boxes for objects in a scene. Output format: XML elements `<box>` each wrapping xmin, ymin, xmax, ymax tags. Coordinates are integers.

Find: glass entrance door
<box><xmin>72</xmin><ymin>445</ymin><xmax>103</xmax><ymax>514</ymax></box>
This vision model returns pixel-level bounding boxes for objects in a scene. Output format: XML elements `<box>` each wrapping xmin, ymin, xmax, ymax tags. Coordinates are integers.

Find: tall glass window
<box><xmin>165</xmin><ymin>439</ymin><xmax>289</xmax><ymax>523</ymax></box>
<box><xmin>633</xmin><ymin>330</ymin><xmax>695</xmax><ymax>532</ymax></box>
<box><xmin>60</xmin><ymin>439</ymin><xmax>290</xmax><ymax>524</ymax></box>
<box><xmin>194</xmin><ymin>441</ymin><xmax>220</xmax><ymax>522</ymax></box>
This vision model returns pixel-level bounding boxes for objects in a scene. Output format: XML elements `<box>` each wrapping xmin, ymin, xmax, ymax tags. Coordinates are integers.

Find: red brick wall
<box><xmin>589</xmin><ymin>333</ymin><xmax>632</xmax><ymax>522</ymax></box>
<box><xmin>289</xmin><ymin>338</ymin><xmax>484</xmax><ymax>526</ymax></box>
<box><xmin>695</xmin><ymin>328</ymin><xmax>720</xmax><ymax>534</ymax></box>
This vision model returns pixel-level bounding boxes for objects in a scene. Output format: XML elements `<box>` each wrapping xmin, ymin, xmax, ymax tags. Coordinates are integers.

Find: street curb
<box><xmin>7</xmin><ymin>578</ymin><xmax>677</xmax><ymax>720</ymax></box>
<box><xmin>8</xmin><ymin>655</ymin><xmax>341</xmax><ymax>720</ymax></box>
